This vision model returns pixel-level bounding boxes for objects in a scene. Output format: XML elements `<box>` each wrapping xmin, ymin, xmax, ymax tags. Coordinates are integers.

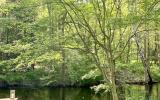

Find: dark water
<box><xmin>0</xmin><ymin>83</ymin><xmax>160</xmax><ymax>100</ymax></box>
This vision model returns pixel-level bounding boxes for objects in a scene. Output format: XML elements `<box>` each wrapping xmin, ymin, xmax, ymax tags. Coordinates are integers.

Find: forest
<box><xmin>0</xmin><ymin>0</ymin><xmax>160</xmax><ymax>100</ymax></box>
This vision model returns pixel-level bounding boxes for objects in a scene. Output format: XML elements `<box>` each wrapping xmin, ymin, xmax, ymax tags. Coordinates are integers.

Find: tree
<box><xmin>61</xmin><ymin>0</ymin><xmax>160</xmax><ymax>99</ymax></box>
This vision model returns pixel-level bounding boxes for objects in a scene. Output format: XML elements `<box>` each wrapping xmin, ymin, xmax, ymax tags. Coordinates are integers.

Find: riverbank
<box><xmin>0</xmin><ymin>81</ymin><xmax>101</xmax><ymax>89</ymax></box>
<box><xmin>1</xmin><ymin>65</ymin><xmax>160</xmax><ymax>88</ymax></box>
<box><xmin>0</xmin><ymin>79</ymin><xmax>159</xmax><ymax>89</ymax></box>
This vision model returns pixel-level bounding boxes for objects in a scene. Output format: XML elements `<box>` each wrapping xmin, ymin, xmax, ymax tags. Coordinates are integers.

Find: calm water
<box><xmin>0</xmin><ymin>83</ymin><xmax>160</xmax><ymax>100</ymax></box>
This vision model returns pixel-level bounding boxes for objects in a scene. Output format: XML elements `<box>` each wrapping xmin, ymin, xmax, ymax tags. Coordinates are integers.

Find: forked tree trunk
<box><xmin>134</xmin><ymin>33</ymin><xmax>152</xmax><ymax>83</ymax></box>
<box><xmin>129</xmin><ymin>0</ymin><xmax>152</xmax><ymax>84</ymax></box>
<box><xmin>107</xmin><ymin>41</ymin><xmax>119</xmax><ymax>100</ymax></box>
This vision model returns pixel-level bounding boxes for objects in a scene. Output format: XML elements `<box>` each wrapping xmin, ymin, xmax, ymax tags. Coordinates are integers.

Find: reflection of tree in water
<box><xmin>124</xmin><ymin>85</ymin><xmax>146</xmax><ymax>100</ymax></box>
<box><xmin>60</xmin><ymin>88</ymin><xmax>65</xmax><ymax>100</ymax></box>
<box><xmin>117</xmin><ymin>85</ymin><xmax>125</xmax><ymax>100</ymax></box>
<box><xmin>16</xmin><ymin>88</ymin><xmax>33</xmax><ymax>100</ymax></box>
<box><xmin>48</xmin><ymin>88</ymin><xmax>91</xmax><ymax>100</ymax></box>
<box><xmin>0</xmin><ymin>89</ymin><xmax>10</xmax><ymax>98</ymax></box>
<box><xmin>2</xmin><ymin>85</ymin><xmax>160</xmax><ymax>100</ymax></box>
<box><xmin>17</xmin><ymin>88</ymin><xmax>58</xmax><ymax>100</ymax></box>
<box><xmin>93</xmin><ymin>92</ymin><xmax>112</xmax><ymax>100</ymax></box>
<box><xmin>48</xmin><ymin>88</ymin><xmax>63</xmax><ymax>100</ymax></box>
<box><xmin>66</xmin><ymin>88</ymin><xmax>92</xmax><ymax>100</ymax></box>
<box><xmin>58</xmin><ymin>87</ymin><xmax>111</xmax><ymax>100</ymax></box>
<box><xmin>145</xmin><ymin>84</ymin><xmax>152</xmax><ymax>100</ymax></box>
<box><xmin>158</xmin><ymin>84</ymin><xmax>160</xmax><ymax>100</ymax></box>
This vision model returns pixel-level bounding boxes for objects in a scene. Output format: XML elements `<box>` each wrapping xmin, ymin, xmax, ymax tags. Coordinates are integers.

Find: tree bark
<box><xmin>134</xmin><ymin>33</ymin><xmax>152</xmax><ymax>83</ymax></box>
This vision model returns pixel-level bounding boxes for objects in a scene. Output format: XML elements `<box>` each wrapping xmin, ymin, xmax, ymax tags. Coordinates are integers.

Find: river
<box><xmin>0</xmin><ymin>83</ymin><xmax>160</xmax><ymax>100</ymax></box>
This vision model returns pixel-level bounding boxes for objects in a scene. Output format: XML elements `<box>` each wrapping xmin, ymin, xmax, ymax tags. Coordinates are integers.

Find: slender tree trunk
<box><xmin>126</xmin><ymin>33</ymin><xmax>131</xmax><ymax>63</ymax></box>
<box><xmin>0</xmin><ymin>17</ymin><xmax>2</xmax><ymax>60</ymax></box>
<box><xmin>47</xmin><ymin>3</ymin><xmax>54</xmax><ymax>35</ymax></box>
<box><xmin>107</xmin><ymin>39</ymin><xmax>118</xmax><ymax>100</ymax></box>
<box><xmin>134</xmin><ymin>33</ymin><xmax>152</xmax><ymax>83</ymax></box>
<box><xmin>60</xmin><ymin>12</ymin><xmax>68</xmax><ymax>86</ymax></box>
<box><xmin>110</xmin><ymin>59</ymin><xmax>118</xmax><ymax>100</ymax></box>
<box><xmin>61</xmin><ymin>49</ymin><xmax>67</xmax><ymax>86</ymax></box>
<box><xmin>154</xmin><ymin>22</ymin><xmax>160</xmax><ymax>67</ymax></box>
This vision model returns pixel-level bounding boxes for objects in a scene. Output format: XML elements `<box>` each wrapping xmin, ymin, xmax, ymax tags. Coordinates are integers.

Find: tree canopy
<box><xmin>0</xmin><ymin>0</ymin><xmax>160</xmax><ymax>99</ymax></box>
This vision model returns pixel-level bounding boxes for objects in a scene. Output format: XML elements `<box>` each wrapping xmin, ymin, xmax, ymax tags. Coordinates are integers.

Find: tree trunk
<box><xmin>61</xmin><ymin>49</ymin><xmax>67</xmax><ymax>86</ymax></box>
<box><xmin>134</xmin><ymin>33</ymin><xmax>152</xmax><ymax>83</ymax></box>
<box><xmin>107</xmin><ymin>39</ymin><xmax>119</xmax><ymax>100</ymax></box>
<box><xmin>154</xmin><ymin>22</ymin><xmax>160</xmax><ymax>67</ymax></box>
<box><xmin>126</xmin><ymin>33</ymin><xmax>131</xmax><ymax>63</ymax></box>
<box><xmin>60</xmin><ymin>11</ymin><xmax>68</xmax><ymax>86</ymax></box>
<box><xmin>110</xmin><ymin>59</ymin><xmax>118</xmax><ymax>100</ymax></box>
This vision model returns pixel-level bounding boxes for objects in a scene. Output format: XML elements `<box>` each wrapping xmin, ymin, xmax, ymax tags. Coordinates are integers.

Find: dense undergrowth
<box><xmin>0</xmin><ymin>61</ymin><xmax>159</xmax><ymax>88</ymax></box>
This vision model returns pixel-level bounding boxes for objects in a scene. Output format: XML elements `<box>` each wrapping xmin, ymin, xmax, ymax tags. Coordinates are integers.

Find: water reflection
<box><xmin>145</xmin><ymin>85</ymin><xmax>152</xmax><ymax>100</ymax></box>
<box><xmin>0</xmin><ymin>83</ymin><xmax>160</xmax><ymax>100</ymax></box>
<box><xmin>117</xmin><ymin>85</ymin><xmax>125</xmax><ymax>100</ymax></box>
<box><xmin>118</xmin><ymin>83</ymin><xmax>160</xmax><ymax>100</ymax></box>
<box><xmin>0</xmin><ymin>87</ymin><xmax>111</xmax><ymax>100</ymax></box>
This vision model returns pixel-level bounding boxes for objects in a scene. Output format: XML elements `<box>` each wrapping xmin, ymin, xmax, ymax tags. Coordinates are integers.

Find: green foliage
<box><xmin>81</xmin><ymin>69</ymin><xmax>103</xmax><ymax>85</ymax></box>
<box><xmin>90</xmin><ymin>83</ymin><xmax>110</xmax><ymax>94</ymax></box>
<box><xmin>151</xmin><ymin>65</ymin><xmax>160</xmax><ymax>81</ymax></box>
<box><xmin>81</xmin><ymin>69</ymin><xmax>101</xmax><ymax>80</ymax></box>
<box><xmin>117</xmin><ymin>61</ymin><xmax>144</xmax><ymax>74</ymax></box>
<box><xmin>0</xmin><ymin>69</ymin><xmax>47</xmax><ymax>84</ymax></box>
<box><xmin>0</xmin><ymin>0</ymin><xmax>160</xmax><ymax>91</ymax></box>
